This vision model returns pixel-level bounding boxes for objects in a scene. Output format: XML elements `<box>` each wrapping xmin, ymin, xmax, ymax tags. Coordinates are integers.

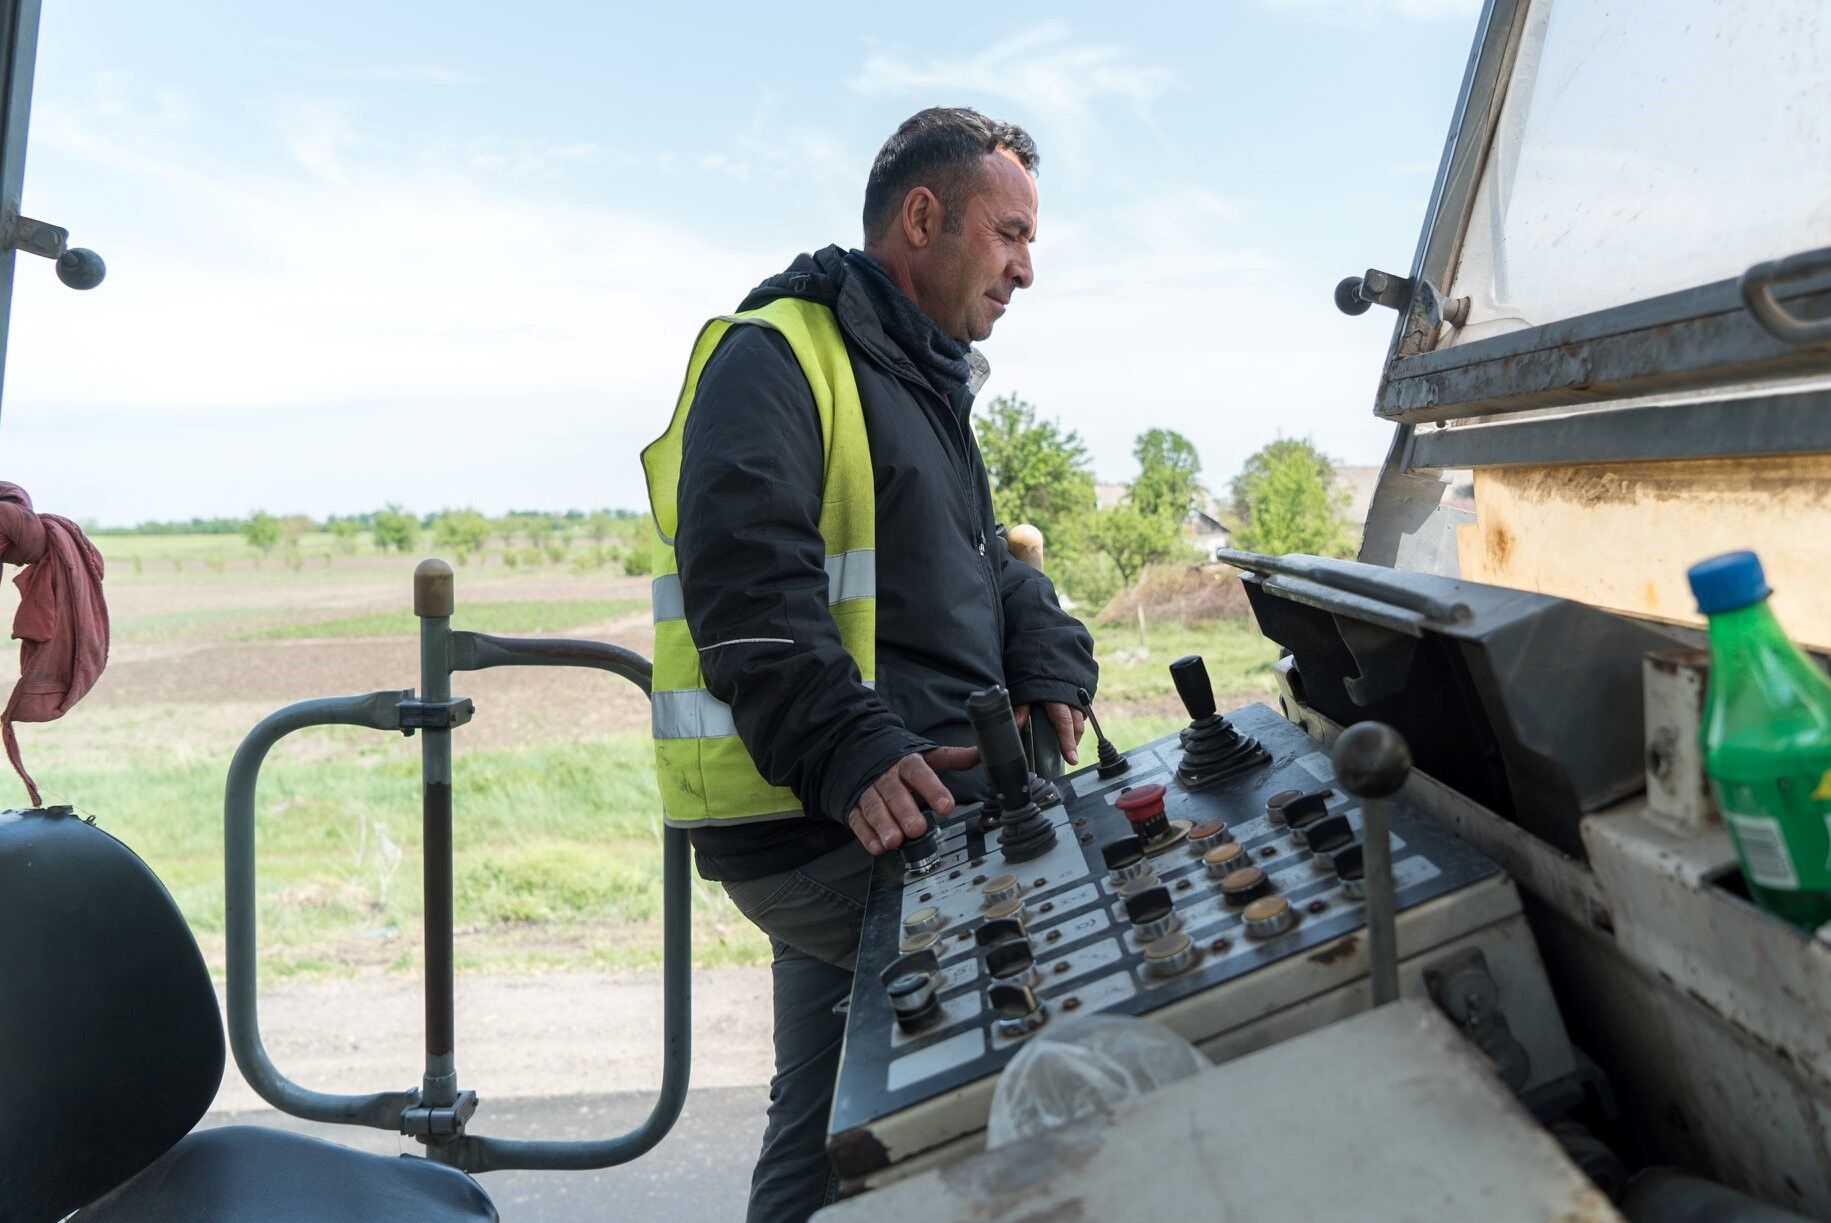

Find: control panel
<box><xmin>827</xmin><ymin>658</ymin><xmax>1573</xmax><ymax>1187</ymax></box>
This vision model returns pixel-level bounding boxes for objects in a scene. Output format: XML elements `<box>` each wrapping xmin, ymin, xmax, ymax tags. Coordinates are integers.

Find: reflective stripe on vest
<box><xmin>649</xmin><ymin>549</ymin><xmax>877</xmax><ymax>622</ymax></box>
<box><xmin>639</xmin><ymin>296</ymin><xmax>877</xmax><ymax>829</ymax></box>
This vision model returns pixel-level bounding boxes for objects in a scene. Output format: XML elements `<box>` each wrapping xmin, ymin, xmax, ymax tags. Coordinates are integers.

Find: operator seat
<box><xmin>0</xmin><ymin>807</ymin><xmax>497</xmax><ymax>1222</ymax></box>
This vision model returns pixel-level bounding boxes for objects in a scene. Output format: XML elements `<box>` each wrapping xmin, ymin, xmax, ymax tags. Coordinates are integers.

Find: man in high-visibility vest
<box><xmin>644</xmin><ymin>107</ymin><xmax>1097</xmax><ymax>1221</ymax></box>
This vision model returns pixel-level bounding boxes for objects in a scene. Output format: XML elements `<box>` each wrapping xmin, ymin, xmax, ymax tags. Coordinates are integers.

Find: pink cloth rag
<box><xmin>0</xmin><ymin>482</ymin><xmax>109</xmax><ymax>806</ymax></box>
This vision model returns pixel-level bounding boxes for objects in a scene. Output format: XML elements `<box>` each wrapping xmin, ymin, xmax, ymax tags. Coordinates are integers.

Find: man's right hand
<box><xmin>847</xmin><ymin>746</ymin><xmax>981</xmax><ymax>855</ymax></box>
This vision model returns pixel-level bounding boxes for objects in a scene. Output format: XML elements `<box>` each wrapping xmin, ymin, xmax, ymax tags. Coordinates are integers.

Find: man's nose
<box><xmin>1009</xmin><ymin>245</ymin><xmax>1033</xmax><ymax>290</ymax></box>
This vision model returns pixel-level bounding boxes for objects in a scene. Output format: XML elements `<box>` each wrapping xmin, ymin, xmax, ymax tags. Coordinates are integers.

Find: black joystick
<box><xmin>899</xmin><ymin>809</ymin><xmax>942</xmax><ymax>876</ymax></box>
<box><xmin>1077</xmin><ymin>687</ymin><xmax>1130</xmax><ymax>780</ymax></box>
<box><xmin>1168</xmin><ymin>655</ymin><xmax>1269</xmax><ymax>790</ymax></box>
<box><xmin>968</xmin><ymin>684</ymin><xmax>1058</xmax><ymax>863</ymax></box>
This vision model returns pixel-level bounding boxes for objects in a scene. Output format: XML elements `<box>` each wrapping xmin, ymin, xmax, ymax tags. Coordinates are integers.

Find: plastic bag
<box><xmin>985</xmin><ymin>1013</ymin><xmax>1209</xmax><ymax>1149</ymax></box>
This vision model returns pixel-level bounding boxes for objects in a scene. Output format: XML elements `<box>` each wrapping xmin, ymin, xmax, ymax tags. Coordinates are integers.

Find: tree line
<box><xmin>231</xmin><ymin>506</ymin><xmax>652</xmax><ymax>573</ymax></box>
<box><xmin>973</xmin><ymin>395</ymin><xmax>1354</xmax><ymax>612</ymax></box>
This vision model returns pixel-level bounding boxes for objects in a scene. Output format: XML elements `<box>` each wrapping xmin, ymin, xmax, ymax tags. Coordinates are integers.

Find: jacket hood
<box><xmin>738</xmin><ymin>245</ymin><xmax>919</xmax><ymax>384</ymax></box>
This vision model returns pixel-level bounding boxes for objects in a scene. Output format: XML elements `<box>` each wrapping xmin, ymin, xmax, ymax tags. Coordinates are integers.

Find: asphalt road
<box><xmin>200</xmin><ymin>1086</ymin><xmax>767</xmax><ymax>1221</ymax></box>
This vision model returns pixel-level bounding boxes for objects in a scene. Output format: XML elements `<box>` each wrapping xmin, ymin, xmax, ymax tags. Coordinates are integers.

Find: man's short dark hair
<box><xmin>863</xmin><ymin>107</ymin><xmax>1039</xmax><ymax>243</ymax></box>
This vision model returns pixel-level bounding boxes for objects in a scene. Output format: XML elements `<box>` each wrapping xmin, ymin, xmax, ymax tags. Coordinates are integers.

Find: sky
<box><xmin>0</xmin><ymin>0</ymin><xmax>1483</xmax><ymax>526</ymax></box>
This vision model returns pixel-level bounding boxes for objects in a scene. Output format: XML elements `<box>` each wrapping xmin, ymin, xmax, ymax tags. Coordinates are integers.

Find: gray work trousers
<box><xmin>721</xmin><ymin>840</ymin><xmax>875</xmax><ymax>1223</ymax></box>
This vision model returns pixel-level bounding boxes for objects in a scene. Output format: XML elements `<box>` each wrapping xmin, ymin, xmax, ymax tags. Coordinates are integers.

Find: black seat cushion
<box><xmin>74</xmin><ymin>1126</ymin><xmax>497</xmax><ymax>1221</ymax></box>
<box><xmin>0</xmin><ymin>809</ymin><xmax>224</xmax><ymax>1221</ymax></box>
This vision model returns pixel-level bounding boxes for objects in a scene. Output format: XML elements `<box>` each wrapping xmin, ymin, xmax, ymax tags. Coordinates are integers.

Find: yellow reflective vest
<box><xmin>640</xmin><ymin>297</ymin><xmax>876</xmax><ymax>828</ymax></box>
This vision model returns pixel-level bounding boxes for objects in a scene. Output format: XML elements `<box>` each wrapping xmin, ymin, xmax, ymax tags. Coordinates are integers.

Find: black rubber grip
<box><xmin>967</xmin><ymin>685</ymin><xmax>1032</xmax><ymax>810</ymax></box>
<box><xmin>1169</xmin><ymin>655</ymin><xmax>1216</xmax><ymax>721</ymax></box>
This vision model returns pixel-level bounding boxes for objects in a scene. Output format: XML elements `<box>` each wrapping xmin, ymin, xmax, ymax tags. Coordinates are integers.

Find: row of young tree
<box><xmin>238</xmin><ymin>506</ymin><xmax>650</xmax><ymax>572</ymax></box>
<box><xmin>973</xmin><ymin>395</ymin><xmax>1354</xmax><ymax>611</ymax></box>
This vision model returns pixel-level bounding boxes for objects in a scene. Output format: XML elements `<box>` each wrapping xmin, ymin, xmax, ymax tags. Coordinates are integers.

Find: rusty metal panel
<box><xmin>816</xmin><ymin>1000</ymin><xmax>1618</xmax><ymax>1223</ymax></box>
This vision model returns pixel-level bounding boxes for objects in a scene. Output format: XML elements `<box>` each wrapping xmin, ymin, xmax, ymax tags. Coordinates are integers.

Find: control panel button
<box><xmin>1142</xmin><ymin>931</ymin><xmax>1196</xmax><ymax>978</ymax></box>
<box><xmin>1220</xmin><ymin>866</ymin><xmax>1271</xmax><ymax>907</ymax></box>
<box><xmin>1116</xmin><ymin>783</ymin><xmax>1171</xmax><ymax>844</ymax></box>
<box><xmin>1282</xmin><ymin>790</ymin><xmax>1332</xmax><ymax>834</ymax></box>
<box><xmin>975</xmin><ymin>917</ymin><xmax>1027</xmax><ymax>949</ymax></box>
<box><xmin>1301</xmin><ymin>813</ymin><xmax>1355</xmax><ymax>858</ymax></box>
<box><xmin>1265</xmin><ymin>788</ymin><xmax>1304</xmax><ymax>827</ymax></box>
<box><xmin>899</xmin><ymin>813</ymin><xmax>942</xmax><ymax>876</ymax></box>
<box><xmin>985</xmin><ymin>940</ymin><xmax>1038</xmax><ymax>984</ymax></box>
<box><xmin>886</xmin><ymin>971</ymin><xmax>940</xmax><ymax>1031</ymax></box>
<box><xmin>980</xmin><ymin>874</ymin><xmax>1023</xmax><ymax>908</ymax></box>
<box><xmin>1188</xmin><ymin>820</ymin><xmax>1232</xmax><ymax>854</ymax></box>
<box><xmin>1101</xmin><ymin>835</ymin><xmax>1153</xmax><ymax>887</ymax></box>
<box><xmin>903</xmin><ymin>905</ymin><xmax>944</xmax><ymax>938</ymax></box>
<box><xmin>1243</xmin><ymin>895</ymin><xmax>1297</xmax><ymax>939</ymax></box>
<box><xmin>983</xmin><ymin>896</ymin><xmax>1025</xmax><ymax>922</ymax></box>
<box><xmin>1124</xmin><ymin>885</ymin><xmax>1180</xmax><ymax>944</ymax></box>
<box><xmin>988</xmin><ymin>983</ymin><xmax>1048</xmax><ymax>1038</ymax></box>
<box><xmin>1203</xmin><ymin>841</ymin><xmax>1249</xmax><ymax>878</ymax></box>
<box><xmin>1333</xmin><ymin>842</ymin><xmax>1366</xmax><ymax>898</ymax></box>
<box><xmin>899</xmin><ymin>929</ymin><xmax>940</xmax><ymax>954</ymax></box>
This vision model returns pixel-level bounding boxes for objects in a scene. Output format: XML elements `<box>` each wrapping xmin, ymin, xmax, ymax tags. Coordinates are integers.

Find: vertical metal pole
<box><xmin>414</xmin><ymin>558</ymin><xmax>458</xmax><ymax>1108</ymax></box>
<box><xmin>1331</xmin><ymin>721</ymin><xmax>1410</xmax><ymax>1009</ymax></box>
<box><xmin>1363</xmin><ymin>793</ymin><xmax>1399</xmax><ymax>1006</ymax></box>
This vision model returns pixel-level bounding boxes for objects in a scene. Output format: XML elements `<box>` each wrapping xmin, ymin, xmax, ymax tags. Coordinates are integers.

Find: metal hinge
<box><xmin>3</xmin><ymin>213</ymin><xmax>106</xmax><ymax>289</ymax></box>
<box><xmin>1335</xmin><ymin>267</ymin><xmax>1468</xmax><ymax>331</ymax></box>
<box><xmin>401</xmin><ymin>1090</ymin><xmax>479</xmax><ymax>1138</ymax></box>
<box><xmin>396</xmin><ymin>696</ymin><xmax>476</xmax><ymax>734</ymax></box>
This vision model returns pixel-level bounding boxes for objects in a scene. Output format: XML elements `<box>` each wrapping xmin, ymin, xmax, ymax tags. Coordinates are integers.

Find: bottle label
<box><xmin>1715</xmin><ymin>772</ymin><xmax>1831</xmax><ymax>892</ymax></box>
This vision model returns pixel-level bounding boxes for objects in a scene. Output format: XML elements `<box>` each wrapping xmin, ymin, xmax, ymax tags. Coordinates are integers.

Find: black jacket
<box><xmin>676</xmin><ymin>246</ymin><xmax>1098</xmax><ymax>881</ymax></box>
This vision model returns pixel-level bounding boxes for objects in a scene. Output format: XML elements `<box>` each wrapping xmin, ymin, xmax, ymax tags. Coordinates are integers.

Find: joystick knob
<box><xmin>1168</xmin><ymin>655</ymin><xmax>1269</xmax><ymax>790</ymax></box>
<box><xmin>1170</xmin><ymin>654</ymin><xmax>1217</xmax><ymax>722</ymax></box>
<box><xmin>968</xmin><ymin>685</ymin><xmax>1058</xmax><ymax>863</ymax></box>
<box><xmin>1333</xmin><ymin>722</ymin><xmax>1413</xmax><ymax>798</ymax></box>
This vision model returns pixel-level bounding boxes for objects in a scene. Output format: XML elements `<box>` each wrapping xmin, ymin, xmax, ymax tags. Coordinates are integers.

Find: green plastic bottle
<box><xmin>1688</xmin><ymin>550</ymin><xmax>1831</xmax><ymax>931</ymax></box>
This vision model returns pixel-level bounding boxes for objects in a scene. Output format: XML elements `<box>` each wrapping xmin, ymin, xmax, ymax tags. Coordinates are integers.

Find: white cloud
<box><xmin>338</xmin><ymin>64</ymin><xmax>486</xmax><ymax>87</ymax></box>
<box><xmin>848</xmin><ymin>22</ymin><xmax>1178</xmax><ymax>126</ymax></box>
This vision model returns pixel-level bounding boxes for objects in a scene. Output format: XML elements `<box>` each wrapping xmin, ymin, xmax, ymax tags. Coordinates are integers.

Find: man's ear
<box><xmin>901</xmin><ymin>186</ymin><xmax>940</xmax><ymax>250</ymax></box>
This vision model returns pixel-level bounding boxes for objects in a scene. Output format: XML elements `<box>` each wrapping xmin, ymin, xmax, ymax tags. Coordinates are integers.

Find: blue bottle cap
<box><xmin>1688</xmin><ymin>550</ymin><xmax>1771</xmax><ymax>614</ymax></box>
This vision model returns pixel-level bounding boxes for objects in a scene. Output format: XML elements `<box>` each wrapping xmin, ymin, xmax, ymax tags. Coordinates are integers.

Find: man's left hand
<box><xmin>1014</xmin><ymin>701</ymin><xmax>1084</xmax><ymax>766</ymax></box>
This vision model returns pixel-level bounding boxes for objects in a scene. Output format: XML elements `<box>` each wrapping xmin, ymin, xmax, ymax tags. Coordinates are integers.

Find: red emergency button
<box><xmin>1116</xmin><ymin>783</ymin><xmax>1170</xmax><ymax>844</ymax></box>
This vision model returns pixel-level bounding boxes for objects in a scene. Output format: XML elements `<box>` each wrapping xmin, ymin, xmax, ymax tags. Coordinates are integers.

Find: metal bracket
<box><xmin>402</xmin><ymin>1090</ymin><xmax>479</xmax><ymax>1138</ymax></box>
<box><xmin>5</xmin><ymin>212</ymin><xmax>63</xmax><ymax>258</ymax></box>
<box><xmin>396</xmin><ymin>696</ymin><xmax>475</xmax><ymax>734</ymax></box>
<box><xmin>1424</xmin><ymin>947</ymin><xmax>1531</xmax><ymax>1091</ymax></box>
<box><xmin>1334</xmin><ymin>267</ymin><xmax>1413</xmax><ymax>316</ymax></box>
<box><xmin>2</xmin><ymin>212</ymin><xmax>105</xmax><ymax>289</ymax></box>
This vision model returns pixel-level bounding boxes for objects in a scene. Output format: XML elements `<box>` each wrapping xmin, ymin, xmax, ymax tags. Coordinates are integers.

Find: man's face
<box><xmin>911</xmin><ymin>149</ymin><xmax>1037</xmax><ymax>343</ymax></box>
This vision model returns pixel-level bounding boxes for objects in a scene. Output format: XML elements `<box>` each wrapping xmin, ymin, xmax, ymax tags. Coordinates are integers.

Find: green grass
<box><xmin>242</xmin><ymin>598</ymin><xmax>646</xmax><ymax>640</ymax></box>
<box><xmin>75</xmin><ymin>730</ymin><xmax>765</xmax><ymax>980</ymax></box>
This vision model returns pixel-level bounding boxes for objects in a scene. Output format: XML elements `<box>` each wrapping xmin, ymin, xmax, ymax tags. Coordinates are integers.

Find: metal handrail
<box><xmin>222</xmin><ymin>559</ymin><xmax>691</xmax><ymax>1173</ymax></box>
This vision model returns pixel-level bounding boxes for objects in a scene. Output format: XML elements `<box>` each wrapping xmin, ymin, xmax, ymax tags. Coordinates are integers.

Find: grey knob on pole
<box><xmin>1332</xmin><ymin>722</ymin><xmax>1411</xmax><ymax>1008</ymax></box>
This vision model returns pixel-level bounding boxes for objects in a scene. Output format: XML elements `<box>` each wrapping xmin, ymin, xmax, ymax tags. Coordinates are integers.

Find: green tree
<box><xmin>1084</xmin><ymin>503</ymin><xmax>1180</xmax><ymax>589</ymax></box>
<box><xmin>242</xmin><ymin>511</ymin><xmax>281</xmax><ymax>561</ymax></box>
<box><xmin>372</xmin><ymin>504</ymin><xmax>420</xmax><ymax>554</ymax></box>
<box><xmin>432</xmin><ymin>508</ymin><xmax>492</xmax><ymax>565</ymax></box>
<box><xmin>277</xmin><ymin>514</ymin><xmax>314</xmax><ymax>549</ymax></box>
<box><xmin>1230</xmin><ymin>439</ymin><xmax>1353</xmax><ymax>558</ymax></box>
<box><xmin>972</xmin><ymin>395</ymin><xmax>1095</xmax><ymax>545</ymax></box>
<box><xmin>1131</xmin><ymin>428</ymin><xmax>1203</xmax><ymax>524</ymax></box>
<box><xmin>327</xmin><ymin>518</ymin><xmax>361</xmax><ymax>554</ymax></box>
